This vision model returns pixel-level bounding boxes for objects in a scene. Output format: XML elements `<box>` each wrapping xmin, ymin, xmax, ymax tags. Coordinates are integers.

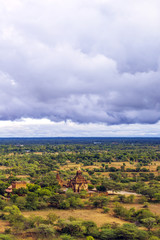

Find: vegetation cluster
<box><xmin>0</xmin><ymin>139</ymin><xmax>160</xmax><ymax>239</ymax></box>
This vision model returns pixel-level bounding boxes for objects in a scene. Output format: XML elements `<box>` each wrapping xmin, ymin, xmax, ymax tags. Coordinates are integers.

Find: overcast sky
<box><xmin>0</xmin><ymin>0</ymin><xmax>160</xmax><ymax>137</ymax></box>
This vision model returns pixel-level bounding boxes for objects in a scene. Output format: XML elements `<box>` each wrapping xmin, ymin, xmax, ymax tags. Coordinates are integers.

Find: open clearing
<box><xmin>0</xmin><ymin>166</ymin><xmax>11</xmax><ymax>170</ymax></box>
<box><xmin>60</xmin><ymin>160</ymin><xmax>160</xmax><ymax>175</ymax></box>
<box><xmin>23</xmin><ymin>208</ymin><xmax>127</xmax><ymax>226</ymax></box>
<box><xmin>0</xmin><ymin>220</ymin><xmax>9</xmax><ymax>233</ymax></box>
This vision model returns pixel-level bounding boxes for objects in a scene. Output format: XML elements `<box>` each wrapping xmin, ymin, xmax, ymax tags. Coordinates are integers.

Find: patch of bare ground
<box><xmin>23</xmin><ymin>209</ymin><xmax>127</xmax><ymax>227</ymax></box>
<box><xmin>33</xmin><ymin>152</ymin><xmax>43</xmax><ymax>155</ymax></box>
<box><xmin>0</xmin><ymin>220</ymin><xmax>10</xmax><ymax>233</ymax></box>
<box><xmin>16</xmin><ymin>175</ymin><xmax>30</xmax><ymax>179</ymax></box>
<box><xmin>0</xmin><ymin>166</ymin><xmax>11</xmax><ymax>170</ymax></box>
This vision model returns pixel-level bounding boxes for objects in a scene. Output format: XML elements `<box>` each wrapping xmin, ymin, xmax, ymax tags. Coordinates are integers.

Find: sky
<box><xmin>0</xmin><ymin>0</ymin><xmax>160</xmax><ymax>137</ymax></box>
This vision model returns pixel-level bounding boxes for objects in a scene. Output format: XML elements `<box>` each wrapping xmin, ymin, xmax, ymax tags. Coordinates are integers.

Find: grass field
<box><xmin>60</xmin><ymin>160</ymin><xmax>160</xmax><ymax>172</ymax></box>
<box><xmin>23</xmin><ymin>208</ymin><xmax>127</xmax><ymax>226</ymax></box>
<box><xmin>22</xmin><ymin>202</ymin><xmax>160</xmax><ymax>227</ymax></box>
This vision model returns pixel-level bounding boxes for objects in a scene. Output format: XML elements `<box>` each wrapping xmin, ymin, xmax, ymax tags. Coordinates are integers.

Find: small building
<box><xmin>12</xmin><ymin>181</ymin><xmax>27</xmax><ymax>189</ymax></box>
<box><xmin>67</xmin><ymin>170</ymin><xmax>88</xmax><ymax>193</ymax></box>
<box><xmin>5</xmin><ymin>181</ymin><xmax>27</xmax><ymax>195</ymax></box>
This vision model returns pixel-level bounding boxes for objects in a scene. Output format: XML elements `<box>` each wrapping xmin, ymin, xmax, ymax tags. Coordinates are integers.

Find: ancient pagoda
<box><xmin>67</xmin><ymin>169</ymin><xmax>88</xmax><ymax>192</ymax></box>
<box><xmin>56</xmin><ymin>171</ymin><xmax>64</xmax><ymax>187</ymax></box>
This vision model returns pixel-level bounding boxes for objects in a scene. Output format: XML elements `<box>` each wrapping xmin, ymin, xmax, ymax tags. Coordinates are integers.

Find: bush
<box><xmin>46</xmin><ymin>213</ymin><xmax>59</xmax><ymax>225</ymax></box>
<box><xmin>82</xmin><ymin>220</ymin><xmax>99</xmax><ymax>237</ymax></box>
<box><xmin>59</xmin><ymin>200</ymin><xmax>70</xmax><ymax>209</ymax></box>
<box><xmin>86</xmin><ymin>237</ymin><xmax>95</xmax><ymax>240</ymax></box>
<box><xmin>35</xmin><ymin>224</ymin><xmax>55</xmax><ymax>239</ymax></box>
<box><xmin>143</xmin><ymin>202</ymin><xmax>149</xmax><ymax>208</ymax></box>
<box><xmin>103</xmin><ymin>207</ymin><xmax>110</xmax><ymax>213</ymax></box>
<box><xmin>61</xmin><ymin>234</ymin><xmax>75</xmax><ymax>240</ymax></box>
<box><xmin>99</xmin><ymin>228</ymin><xmax>116</xmax><ymax>240</ymax></box>
<box><xmin>15</xmin><ymin>197</ymin><xmax>26</xmax><ymax>210</ymax></box>
<box><xmin>0</xmin><ymin>198</ymin><xmax>7</xmax><ymax>210</ymax></box>
<box><xmin>138</xmin><ymin>196</ymin><xmax>148</xmax><ymax>204</ymax></box>
<box><xmin>88</xmin><ymin>184</ymin><xmax>94</xmax><ymax>190</ymax></box>
<box><xmin>58</xmin><ymin>220</ymin><xmax>86</xmax><ymax>237</ymax></box>
<box><xmin>148</xmin><ymin>237</ymin><xmax>160</xmax><ymax>240</ymax></box>
<box><xmin>91</xmin><ymin>196</ymin><xmax>109</xmax><ymax>208</ymax></box>
<box><xmin>0</xmin><ymin>235</ymin><xmax>14</xmax><ymax>240</ymax></box>
<box><xmin>115</xmin><ymin>223</ymin><xmax>148</xmax><ymax>240</ymax></box>
<box><xmin>113</xmin><ymin>203</ymin><xmax>130</xmax><ymax>219</ymax></box>
<box><xmin>96</xmin><ymin>185</ymin><xmax>106</xmax><ymax>192</ymax></box>
<box><xmin>135</xmin><ymin>209</ymin><xmax>155</xmax><ymax>223</ymax></box>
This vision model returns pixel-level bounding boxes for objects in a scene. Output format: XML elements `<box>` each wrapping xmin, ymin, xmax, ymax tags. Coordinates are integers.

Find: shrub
<box><xmin>35</xmin><ymin>224</ymin><xmax>55</xmax><ymax>239</ymax></box>
<box><xmin>0</xmin><ymin>198</ymin><xmax>7</xmax><ymax>210</ymax></box>
<box><xmin>82</xmin><ymin>220</ymin><xmax>99</xmax><ymax>237</ymax></box>
<box><xmin>99</xmin><ymin>228</ymin><xmax>116</xmax><ymax>240</ymax></box>
<box><xmin>15</xmin><ymin>196</ymin><xmax>26</xmax><ymax>210</ymax></box>
<box><xmin>86</xmin><ymin>237</ymin><xmax>95</xmax><ymax>240</ymax></box>
<box><xmin>59</xmin><ymin>200</ymin><xmax>70</xmax><ymax>209</ymax></box>
<box><xmin>88</xmin><ymin>184</ymin><xmax>94</xmax><ymax>190</ymax></box>
<box><xmin>61</xmin><ymin>234</ymin><xmax>75</xmax><ymax>240</ymax></box>
<box><xmin>138</xmin><ymin>196</ymin><xmax>148</xmax><ymax>204</ymax></box>
<box><xmin>115</xmin><ymin>223</ymin><xmax>148</xmax><ymax>240</ymax></box>
<box><xmin>91</xmin><ymin>196</ymin><xmax>109</xmax><ymax>208</ymax></box>
<box><xmin>0</xmin><ymin>235</ymin><xmax>13</xmax><ymax>240</ymax></box>
<box><xmin>46</xmin><ymin>213</ymin><xmax>59</xmax><ymax>225</ymax></box>
<box><xmin>143</xmin><ymin>202</ymin><xmax>149</xmax><ymax>208</ymax></box>
<box><xmin>58</xmin><ymin>220</ymin><xmax>86</xmax><ymax>237</ymax></box>
<box><xmin>103</xmin><ymin>207</ymin><xmax>110</xmax><ymax>213</ymax></box>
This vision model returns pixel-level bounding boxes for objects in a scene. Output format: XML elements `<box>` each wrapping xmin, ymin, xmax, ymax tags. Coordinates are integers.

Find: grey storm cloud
<box><xmin>0</xmin><ymin>0</ymin><xmax>160</xmax><ymax>124</ymax></box>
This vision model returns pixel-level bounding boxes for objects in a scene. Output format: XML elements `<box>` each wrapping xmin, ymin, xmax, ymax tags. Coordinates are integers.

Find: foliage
<box><xmin>142</xmin><ymin>217</ymin><xmax>157</xmax><ymax>231</ymax></box>
<box><xmin>90</xmin><ymin>196</ymin><xmax>109</xmax><ymax>208</ymax></box>
<box><xmin>86</xmin><ymin>237</ymin><xmax>95</xmax><ymax>240</ymax></box>
<box><xmin>113</xmin><ymin>203</ymin><xmax>158</xmax><ymax>225</ymax></box>
<box><xmin>60</xmin><ymin>234</ymin><xmax>75</xmax><ymax>240</ymax></box>
<box><xmin>0</xmin><ymin>140</ymin><xmax>160</xmax><ymax>239</ymax></box>
<box><xmin>58</xmin><ymin>219</ymin><xmax>86</xmax><ymax>237</ymax></box>
<box><xmin>0</xmin><ymin>235</ymin><xmax>14</xmax><ymax>240</ymax></box>
<box><xmin>35</xmin><ymin>224</ymin><xmax>55</xmax><ymax>239</ymax></box>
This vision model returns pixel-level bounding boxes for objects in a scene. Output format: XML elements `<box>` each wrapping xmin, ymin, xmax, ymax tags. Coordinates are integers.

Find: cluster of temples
<box><xmin>56</xmin><ymin>169</ymin><xmax>88</xmax><ymax>193</ymax></box>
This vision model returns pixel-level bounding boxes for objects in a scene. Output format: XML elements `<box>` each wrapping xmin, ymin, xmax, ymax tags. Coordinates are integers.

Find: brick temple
<box><xmin>56</xmin><ymin>169</ymin><xmax>88</xmax><ymax>193</ymax></box>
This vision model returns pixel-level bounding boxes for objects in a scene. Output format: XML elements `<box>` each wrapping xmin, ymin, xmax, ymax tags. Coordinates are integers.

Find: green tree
<box><xmin>25</xmin><ymin>192</ymin><xmax>38</xmax><ymax>210</ymax></box>
<box><xmin>91</xmin><ymin>196</ymin><xmax>109</xmax><ymax>208</ymax></box>
<box><xmin>61</xmin><ymin>234</ymin><xmax>75</xmax><ymax>240</ymax></box>
<box><xmin>142</xmin><ymin>217</ymin><xmax>157</xmax><ymax>231</ymax></box>
<box><xmin>86</xmin><ymin>237</ymin><xmax>95</xmax><ymax>240</ymax></box>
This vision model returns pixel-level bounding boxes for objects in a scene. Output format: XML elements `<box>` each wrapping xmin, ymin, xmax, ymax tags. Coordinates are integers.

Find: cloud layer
<box><xmin>0</xmin><ymin>0</ymin><xmax>160</xmax><ymax>125</ymax></box>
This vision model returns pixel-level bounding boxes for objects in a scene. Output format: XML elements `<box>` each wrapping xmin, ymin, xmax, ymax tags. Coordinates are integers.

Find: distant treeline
<box><xmin>0</xmin><ymin>137</ymin><xmax>160</xmax><ymax>145</ymax></box>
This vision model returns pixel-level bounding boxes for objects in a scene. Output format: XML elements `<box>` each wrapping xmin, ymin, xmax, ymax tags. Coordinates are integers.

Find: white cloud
<box><xmin>0</xmin><ymin>118</ymin><xmax>160</xmax><ymax>137</ymax></box>
<box><xmin>0</xmin><ymin>0</ymin><xmax>160</xmax><ymax>134</ymax></box>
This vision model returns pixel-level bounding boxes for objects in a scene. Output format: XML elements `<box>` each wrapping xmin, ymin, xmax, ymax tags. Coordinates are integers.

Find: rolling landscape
<box><xmin>0</xmin><ymin>138</ymin><xmax>160</xmax><ymax>239</ymax></box>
